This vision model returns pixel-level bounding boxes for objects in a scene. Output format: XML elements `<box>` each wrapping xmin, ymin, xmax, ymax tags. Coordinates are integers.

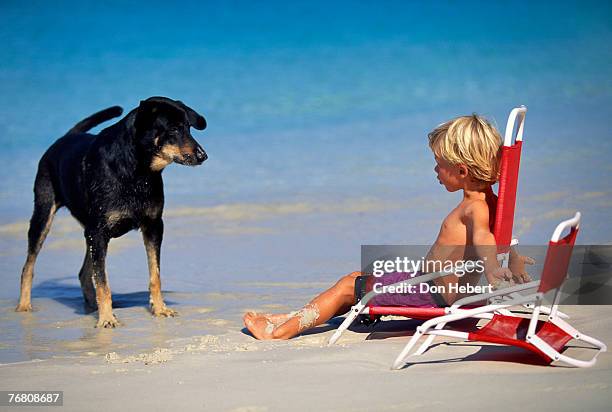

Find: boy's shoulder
<box><xmin>460</xmin><ymin>198</ymin><xmax>492</xmax><ymax>226</ymax></box>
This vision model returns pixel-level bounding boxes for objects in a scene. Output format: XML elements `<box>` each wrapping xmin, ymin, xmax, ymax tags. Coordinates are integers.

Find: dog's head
<box><xmin>134</xmin><ymin>96</ymin><xmax>208</xmax><ymax>171</ymax></box>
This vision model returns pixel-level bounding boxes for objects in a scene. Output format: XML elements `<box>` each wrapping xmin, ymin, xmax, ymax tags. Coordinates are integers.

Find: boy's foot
<box><xmin>252</xmin><ymin>312</ymin><xmax>294</xmax><ymax>326</ymax></box>
<box><xmin>243</xmin><ymin>312</ymin><xmax>277</xmax><ymax>340</ymax></box>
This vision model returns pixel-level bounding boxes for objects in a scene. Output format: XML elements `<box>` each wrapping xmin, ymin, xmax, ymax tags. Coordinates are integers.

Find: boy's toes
<box><xmin>244</xmin><ymin>314</ymin><xmax>275</xmax><ymax>340</ymax></box>
<box><xmin>243</xmin><ymin>312</ymin><xmax>255</xmax><ymax>325</ymax></box>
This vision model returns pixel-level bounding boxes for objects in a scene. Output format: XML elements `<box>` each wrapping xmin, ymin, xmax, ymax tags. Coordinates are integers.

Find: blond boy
<box><xmin>244</xmin><ymin>114</ymin><xmax>531</xmax><ymax>340</ymax></box>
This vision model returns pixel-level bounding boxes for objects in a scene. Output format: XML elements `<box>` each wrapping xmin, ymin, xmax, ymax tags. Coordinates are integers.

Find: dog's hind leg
<box><xmin>141</xmin><ymin>218</ymin><xmax>177</xmax><ymax>317</ymax></box>
<box><xmin>86</xmin><ymin>228</ymin><xmax>119</xmax><ymax>328</ymax></box>
<box><xmin>78</xmin><ymin>251</ymin><xmax>97</xmax><ymax>312</ymax></box>
<box><xmin>16</xmin><ymin>166</ymin><xmax>58</xmax><ymax>312</ymax></box>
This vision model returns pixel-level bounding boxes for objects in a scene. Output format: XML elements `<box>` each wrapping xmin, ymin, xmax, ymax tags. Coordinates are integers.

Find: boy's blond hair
<box><xmin>428</xmin><ymin>114</ymin><xmax>502</xmax><ymax>184</ymax></box>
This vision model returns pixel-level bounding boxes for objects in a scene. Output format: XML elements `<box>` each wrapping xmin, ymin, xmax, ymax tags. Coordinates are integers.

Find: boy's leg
<box><xmin>244</xmin><ymin>271</ymin><xmax>361</xmax><ymax>340</ymax></box>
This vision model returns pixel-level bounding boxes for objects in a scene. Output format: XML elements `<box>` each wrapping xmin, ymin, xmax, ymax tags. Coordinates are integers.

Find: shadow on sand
<box><xmin>31</xmin><ymin>277</ymin><xmax>177</xmax><ymax>315</ymax></box>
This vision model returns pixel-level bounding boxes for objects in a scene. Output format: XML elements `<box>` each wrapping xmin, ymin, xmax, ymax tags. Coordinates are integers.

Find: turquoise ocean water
<box><xmin>0</xmin><ymin>1</ymin><xmax>610</xmax><ymax>362</ymax></box>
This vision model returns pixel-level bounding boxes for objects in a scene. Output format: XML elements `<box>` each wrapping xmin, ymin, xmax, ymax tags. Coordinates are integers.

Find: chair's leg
<box><xmin>578</xmin><ymin>333</ymin><xmax>608</xmax><ymax>352</ymax></box>
<box><xmin>414</xmin><ymin>325</ymin><xmax>441</xmax><ymax>355</ymax></box>
<box><xmin>328</xmin><ymin>303</ymin><xmax>366</xmax><ymax>346</ymax></box>
<box><xmin>556</xmin><ymin>352</ymin><xmax>602</xmax><ymax>368</ymax></box>
<box><xmin>560</xmin><ymin>332</ymin><xmax>607</xmax><ymax>367</ymax></box>
<box><xmin>392</xmin><ymin>328</ymin><xmax>424</xmax><ymax>369</ymax></box>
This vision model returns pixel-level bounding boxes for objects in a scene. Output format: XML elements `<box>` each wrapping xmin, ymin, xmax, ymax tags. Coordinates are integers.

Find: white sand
<box><xmin>0</xmin><ymin>306</ymin><xmax>610</xmax><ymax>411</ymax></box>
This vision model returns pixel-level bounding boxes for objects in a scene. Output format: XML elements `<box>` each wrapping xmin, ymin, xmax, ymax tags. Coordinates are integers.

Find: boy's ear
<box><xmin>458</xmin><ymin>164</ymin><xmax>469</xmax><ymax>177</ymax></box>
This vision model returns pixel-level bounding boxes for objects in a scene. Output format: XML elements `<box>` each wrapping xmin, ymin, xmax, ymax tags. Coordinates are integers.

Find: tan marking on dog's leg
<box><xmin>144</xmin><ymin>238</ymin><xmax>176</xmax><ymax>317</ymax></box>
<box><xmin>16</xmin><ymin>255</ymin><xmax>36</xmax><ymax>312</ymax></box>
<box><xmin>94</xmin><ymin>274</ymin><xmax>119</xmax><ymax>328</ymax></box>
<box><xmin>16</xmin><ymin>203</ymin><xmax>57</xmax><ymax>312</ymax></box>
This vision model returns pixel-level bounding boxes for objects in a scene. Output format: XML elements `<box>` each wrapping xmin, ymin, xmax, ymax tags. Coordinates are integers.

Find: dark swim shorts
<box><xmin>354</xmin><ymin>271</ymin><xmax>447</xmax><ymax>307</ymax></box>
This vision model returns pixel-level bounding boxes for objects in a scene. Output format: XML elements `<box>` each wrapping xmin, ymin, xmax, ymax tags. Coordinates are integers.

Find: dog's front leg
<box><xmin>86</xmin><ymin>228</ymin><xmax>120</xmax><ymax>328</ymax></box>
<box><xmin>142</xmin><ymin>218</ymin><xmax>177</xmax><ymax>317</ymax></box>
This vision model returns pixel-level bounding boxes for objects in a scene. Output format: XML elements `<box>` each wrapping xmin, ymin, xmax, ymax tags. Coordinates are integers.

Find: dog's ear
<box><xmin>137</xmin><ymin>97</ymin><xmax>206</xmax><ymax>130</ymax></box>
<box><xmin>134</xmin><ymin>99</ymin><xmax>158</xmax><ymax>132</ymax></box>
<box><xmin>176</xmin><ymin>100</ymin><xmax>207</xmax><ymax>130</ymax></box>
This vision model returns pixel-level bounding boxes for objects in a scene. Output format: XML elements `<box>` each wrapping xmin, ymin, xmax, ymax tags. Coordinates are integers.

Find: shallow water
<box><xmin>1</xmin><ymin>1</ymin><xmax>611</xmax><ymax>363</ymax></box>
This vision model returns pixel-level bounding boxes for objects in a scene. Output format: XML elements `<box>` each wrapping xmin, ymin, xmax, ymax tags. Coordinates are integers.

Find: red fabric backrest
<box><xmin>494</xmin><ymin>141</ymin><xmax>522</xmax><ymax>253</ymax></box>
<box><xmin>537</xmin><ymin>227</ymin><xmax>579</xmax><ymax>293</ymax></box>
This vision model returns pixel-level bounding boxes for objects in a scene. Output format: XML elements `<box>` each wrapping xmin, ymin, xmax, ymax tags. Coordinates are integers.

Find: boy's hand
<box><xmin>509</xmin><ymin>255</ymin><xmax>535</xmax><ymax>284</ymax></box>
<box><xmin>489</xmin><ymin>267</ymin><xmax>514</xmax><ymax>290</ymax></box>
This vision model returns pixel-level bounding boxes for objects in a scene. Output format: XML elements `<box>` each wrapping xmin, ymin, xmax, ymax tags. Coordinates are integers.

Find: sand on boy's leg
<box><xmin>244</xmin><ymin>272</ymin><xmax>360</xmax><ymax>340</ymax></box>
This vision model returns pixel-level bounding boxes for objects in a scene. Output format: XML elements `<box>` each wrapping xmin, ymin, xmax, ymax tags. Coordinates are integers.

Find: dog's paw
<box><xmin>152</xmin><ymin>305</ymin><xmax>178</xmax><ymax>317</ymax></box>
<box><xmin>96</xmin><ymin>314</ymin><xmax>121</xmax><ymax>328</ymax></box>
<box><xmin>15</xmin><ymin>302</ymin><xmax>32</xmax><ymax>312</ymax></box>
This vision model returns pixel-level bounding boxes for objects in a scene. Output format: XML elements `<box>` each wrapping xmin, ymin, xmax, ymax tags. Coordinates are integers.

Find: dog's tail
<box><xmin>67</xmin><ymin>106</ymin><xmax>124</xmax><ymax>135</ymax></box>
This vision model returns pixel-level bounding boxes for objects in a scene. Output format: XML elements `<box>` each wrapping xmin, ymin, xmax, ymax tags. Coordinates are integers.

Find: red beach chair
<box><xmin>392</xmin><ymin>212</ymin><xmax>607</xmax><ymax>369</ymax></box>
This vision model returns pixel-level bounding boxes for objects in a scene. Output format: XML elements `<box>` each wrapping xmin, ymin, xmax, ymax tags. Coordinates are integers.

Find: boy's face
<box><xmin>434</xmin><ymin>156</ymin><xmax>464</xmax><ymax>192</ymax></box>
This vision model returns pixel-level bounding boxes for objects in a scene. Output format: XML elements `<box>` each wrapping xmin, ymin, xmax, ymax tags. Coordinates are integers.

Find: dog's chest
<box><xmin>104</xmin><ymin>177</ymin><xmax>163</xmax><ymax>237</ymax></box>
<box><xmin>105</xmin><ymin>203</ymin><xmax>162</xmax><ymax>238</ymax></box>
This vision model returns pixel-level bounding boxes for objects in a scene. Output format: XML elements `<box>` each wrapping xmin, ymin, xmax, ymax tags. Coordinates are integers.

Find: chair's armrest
<box><xmin>452</xmin><ymin>280</ymin><xmax>540</xmax><ymax>310</ymax></box>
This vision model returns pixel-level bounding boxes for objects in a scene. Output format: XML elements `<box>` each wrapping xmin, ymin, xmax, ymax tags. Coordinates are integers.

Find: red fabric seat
<box><xmin>468</xmin><ymin>314</ymin><xmax>572</xmax><ymax>362</ymax></box>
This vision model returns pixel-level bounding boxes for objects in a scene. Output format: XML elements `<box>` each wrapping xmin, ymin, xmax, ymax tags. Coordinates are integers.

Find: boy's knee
<box><xmin>336</xmin><ymin>274</ymin><xmax>357</xmax><ymax>298</ymax></box>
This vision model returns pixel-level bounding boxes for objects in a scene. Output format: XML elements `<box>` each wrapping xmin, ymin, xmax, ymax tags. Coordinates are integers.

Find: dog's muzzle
<box><xmin>176</xmin><ymin>146</ymin><xmax>207</xmax><ymax>166</ymax></box>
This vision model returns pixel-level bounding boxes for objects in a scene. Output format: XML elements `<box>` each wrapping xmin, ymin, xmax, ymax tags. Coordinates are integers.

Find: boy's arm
<box><xmin>464</xmin><ymin>201</ymin><xmax>514</xmax><ymax>287</ymax></box>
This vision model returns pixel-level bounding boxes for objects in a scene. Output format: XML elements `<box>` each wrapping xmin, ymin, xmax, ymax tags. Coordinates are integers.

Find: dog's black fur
<box><xmin>16</xmin><ymin>97</ymin><xmax>207</xmax><ymax>327</ymax></box>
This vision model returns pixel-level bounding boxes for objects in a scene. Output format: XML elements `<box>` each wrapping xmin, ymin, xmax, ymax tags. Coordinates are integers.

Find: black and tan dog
<box><xmin>15</xmin><ymin>97</ymin><xmax>207</xmax><ymax>327</ymax></box>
